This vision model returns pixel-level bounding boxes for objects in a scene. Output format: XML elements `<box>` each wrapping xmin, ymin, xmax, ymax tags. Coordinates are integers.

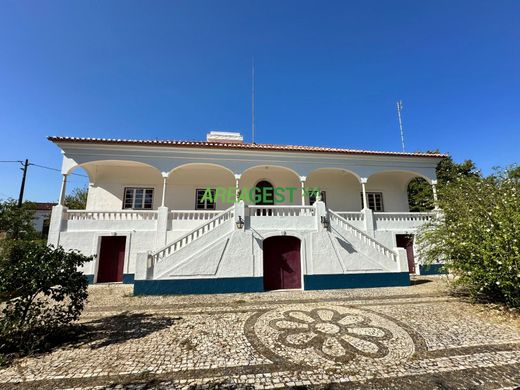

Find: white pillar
<box><xmin>58</xmin><ymin>174</ymin><xmax>68</xmax><ymax>206</ymax></box>
<box><xmin>156</xmin><ymin>172</ymin><xmax>170</xmax><ymax>248</ymax></box>
<box><xmin>431</xmin><ymin>179</ymin><xmax>440</xmax><ymax>209</ymax></box>
<box><xmin>360</xmin><ymin>177</ymin><xmax>368</xmax><ymax>210</ymax></box>
<box><xmin>47</xmin><ymin>205</ymin><xmax>66</xmax><ymax>247</ymax></box>
<box><xmin>234</xmin><ymin>174</ymin><xmax>241</xmax><ymax>202</ymax></box>
<box><xmin>161</xmin><ymin>172</ymin><xmax>168</xmax><ymax>207</ymax></box>
<box><xmin>300</xmin><ymin>176</ymin><xmax>306</xmax><ymax>205</ymax></box>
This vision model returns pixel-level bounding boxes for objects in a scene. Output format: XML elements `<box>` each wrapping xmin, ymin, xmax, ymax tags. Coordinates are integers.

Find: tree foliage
<box><xmin>64</xmin><ymin>186</ymin><xmax>88</xmax><ymax>210</ymax></box>
<box><xmin>408</xmin><ymin>153</ymin><xmax>480</xmax><ymax>212</ymax></box>
<box><xmin>0</xmin><ymin>241</ymin><xmax>91</xmax><ymax>355</ymax></box>
<box><xmin>0</xmin><ymin>199</ymin><xmax>38</xmax><ymax>240</ymax></box>
<box><xmin>417</xmin><ymin>170</ymin><xmax>520</xmax><ymax>307</ymax></box>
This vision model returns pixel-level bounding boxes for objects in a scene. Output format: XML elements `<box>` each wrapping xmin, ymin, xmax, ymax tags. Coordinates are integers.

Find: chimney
<box><xmin>206</xmin><ymin>131</ymin><xmax>244</xmax><ymax>144</ymax></box>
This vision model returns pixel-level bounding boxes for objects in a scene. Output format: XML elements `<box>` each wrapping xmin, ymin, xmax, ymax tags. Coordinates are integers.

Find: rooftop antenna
<box><xmin>251</xmin><ymin>57</ymin><xmax>256</xmax><ymax>144</ymax></box>
<box><xmin>396</xmin><ymin>100</ymin><xmax>405</xmax><ymax>152</ymax></box>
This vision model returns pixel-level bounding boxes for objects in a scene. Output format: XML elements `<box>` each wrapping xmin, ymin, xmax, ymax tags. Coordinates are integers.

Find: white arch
<box><xmin>66</xmin><ymin>159</ymin><xmax>163</xmax><ymax>182</ymax></box>
<box><xmin>240</xmin><ymin>164</ymin><xmax>301</xmax><ymax>180</ymax></box>
<box><xmin>306</xmin><ymin>167</ymin><xmax>362</xmax><ymax>182</ymax></box>
<box><xmin>168</xmin><ymin>162</ymin><xmax>236</xmax><ymax>178</ymax></box>
<box><xmin>367</xmin><ymin>169</ymin><xmax>434</xmax><ymax>184</ymax></box>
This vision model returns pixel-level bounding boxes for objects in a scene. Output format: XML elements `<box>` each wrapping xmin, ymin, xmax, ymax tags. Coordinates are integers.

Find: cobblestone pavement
<box><xmin>1</xmin><ymin>277</ymin><xmax>520</xmax><ymax>389</ymax></box>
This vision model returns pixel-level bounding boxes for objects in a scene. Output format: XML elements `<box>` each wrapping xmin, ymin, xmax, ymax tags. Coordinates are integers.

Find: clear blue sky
<box><xmin>1</xmin><ymin>0</ymin><xmax>519</xmax><ymax>202</ymax></box>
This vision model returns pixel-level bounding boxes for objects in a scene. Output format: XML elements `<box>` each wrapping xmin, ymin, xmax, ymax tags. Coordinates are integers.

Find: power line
<box><xmin>29</xmin><ymin>163</ymin><xmax>88</xmax><ymax>177</ymax></box>
<box><xmin>0</xmin><ymin>160</ymin><xmax>87</xmax><ymax>177</ymax></box>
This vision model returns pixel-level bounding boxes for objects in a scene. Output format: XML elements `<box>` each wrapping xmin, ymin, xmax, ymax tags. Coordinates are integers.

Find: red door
<box><xmin>97</xmin><ymin>236</ymin><xmax>126</xmax><ymax>283</ymax></box>
<box><xmin>263</xmin><ymin>236</ymin><xmax>301</xmax><ymax>290</ymax></box>
<box><xmin>396</xmin><ymin>234</ymin><xmax>415</xmax><ymax>273</ymax></box>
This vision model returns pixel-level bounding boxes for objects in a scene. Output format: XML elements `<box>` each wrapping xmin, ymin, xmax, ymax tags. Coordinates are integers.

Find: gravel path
<box><xmin>1</xmin><ymin>277</ymin><xmax>520</xmax><ymax>389</ymax></box>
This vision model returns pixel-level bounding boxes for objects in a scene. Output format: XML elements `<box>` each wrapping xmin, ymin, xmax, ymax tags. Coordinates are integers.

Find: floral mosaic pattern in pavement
<box><xmin>250</xmin><ymin>303</ymin><xmax>415</xmax><ymax>368</ymax></box>
<box><xmin>270</xmin><ymin>308</ymin><xmax>392</xmax><ymax>362</ymax></box>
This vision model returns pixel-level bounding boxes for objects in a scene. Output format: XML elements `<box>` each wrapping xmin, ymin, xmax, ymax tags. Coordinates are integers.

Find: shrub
<box><xmin>0</xmin><ymin>199</ymin><xmax>39</xmax><ymax>241</ymax></box>
<box><xmin>0</xmin><ymin>240</ymin><xmax>91</xmax><ymax>356</ymax></box>
<box><xmin>418</xmin><ymin>170</ymin><xmax>520</xmax><ymax>307</ymax></box>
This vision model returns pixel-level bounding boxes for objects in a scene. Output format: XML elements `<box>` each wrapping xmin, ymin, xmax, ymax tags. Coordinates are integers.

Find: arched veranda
<box><xmin>166</xmin><ymin>163</ymin><xmax>236</xmax><ymax>210</ymax></box>
<box><xmin>65</xmin><ymin>160</ymin><xmax>164</xmax><ymax>210</ymax></box>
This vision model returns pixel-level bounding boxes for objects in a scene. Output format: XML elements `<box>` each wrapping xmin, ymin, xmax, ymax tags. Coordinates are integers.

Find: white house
<box><xmin>47</xmin><ymin>132</ymin><xmax>444</xmax><ymax>295</ymax></box>
<box><xmin>30</xmin><ymin>202</ymin><xmax>55</xmax><ymax>236</ymax></box>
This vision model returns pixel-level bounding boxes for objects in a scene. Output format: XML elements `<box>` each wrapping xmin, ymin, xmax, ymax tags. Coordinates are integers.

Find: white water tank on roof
<box><xmin>206</xmin><ymin>131</ymin><xmax>244</xmax><ymax>144</ymax></box>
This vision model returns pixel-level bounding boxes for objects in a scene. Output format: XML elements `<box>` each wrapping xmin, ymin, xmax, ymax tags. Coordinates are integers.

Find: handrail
<box><xmin>151</xmin><ymin>206</ymin><xmax>234</xmax><ymax>264</ymax></box>
<box><xmin>329</xmin><ymin>210</ymin><xmax>397</xmax><ymax>262</ymax></box>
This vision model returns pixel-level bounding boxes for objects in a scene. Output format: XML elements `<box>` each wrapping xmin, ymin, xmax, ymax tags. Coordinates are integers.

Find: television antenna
<box><xmin>396</xmin><ymin>100</ymin><xmax>405</xmax><ymax>152</ymax></box>
<box><xmin>251</xmin><ymin>57</ymin><xmax>256</xmax><ymax>144</ymax></box>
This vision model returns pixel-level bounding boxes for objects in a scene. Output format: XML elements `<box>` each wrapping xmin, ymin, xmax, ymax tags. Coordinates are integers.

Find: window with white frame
<box><xmin>123</xmin><ymin>187</ymin><xmax>154</xmax><ymax>209</ymax></box>
<box><xmin>360</xmin><ymin>192</ymin><xmax>384</xmax><ymax>211</ymax></box>
<box><xmin>196</xmin><ymin>188</ymin><xmax>216</xmax><ymax>210</ymax></box>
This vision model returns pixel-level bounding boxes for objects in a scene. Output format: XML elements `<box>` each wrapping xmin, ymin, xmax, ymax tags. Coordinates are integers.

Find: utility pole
<box><xmin>18</xmin><ymin>159</ymin><xmax>29</xmax><ymax>208</ymax></box>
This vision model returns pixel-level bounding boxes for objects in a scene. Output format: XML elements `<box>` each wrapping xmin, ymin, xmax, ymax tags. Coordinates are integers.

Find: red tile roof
<box><xmin>28</xmin><ymin>202</ymin><xmax>56</xmax><ymax>211</ymax></box>
<box><xmin>48</xmin><ymin>136</ymin><xmax>446</xmax><ymax>159</ymax></box>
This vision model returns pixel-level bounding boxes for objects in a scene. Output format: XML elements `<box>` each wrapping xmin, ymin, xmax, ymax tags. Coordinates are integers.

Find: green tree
<box><xmin>0</xmin><ymin>199</ymin><xmax>38</xmax><ymax>240</ymax></box>
<box><xmin>64</xmin><ymin>186</ymin><xmax>88</xmax><ymax>209</ymax></box>
<box><xmin>0</xmin><ymin>241</ymin><xmax>91</xmax><ymax>356</ymax></box>
<box><xmin>417</xmin><ymin>170</ymin><xmax>520</xmax><ymax>307</ymax></box>
<box><xmin>408</xmin><ymin>153</ymin><xmax>480</xmax><ymax>212</ymax></box>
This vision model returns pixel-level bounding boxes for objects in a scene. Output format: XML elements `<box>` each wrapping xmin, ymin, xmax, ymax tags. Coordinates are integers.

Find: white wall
<box><xmin>32</xmin><ymin>210</ymin><xmax>51</xmax><ymax>233</ymax></box>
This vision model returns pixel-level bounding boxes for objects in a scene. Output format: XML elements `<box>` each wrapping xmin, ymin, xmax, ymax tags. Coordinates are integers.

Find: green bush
<box><xmin>0</xmin><ymin>199</ymin><xmax>39</xmax><ymax>241</ymax></box>
<box><xmin>418</xmin><ymin>170</ymin><xmax>520</xmax><ymax>307</ymax></box>
<box><xmin>0</xmin><ymin>240</ymin><xmax>91</xmax><ymax>356</ymax></box>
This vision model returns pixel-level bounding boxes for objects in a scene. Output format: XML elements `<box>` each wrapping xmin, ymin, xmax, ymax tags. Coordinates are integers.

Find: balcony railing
<box><xmin>63</xmin><ymin>210</ymin><xmax>158</xmax><ymax>231</ymax></box>
<box><xmin>374</xmin><ymin>212</ymin><xmax>434</xmax><ymax>230</ymax></box>
<box><xmin>65</xmin><ymin>210</ymin><xmax>158</xmax><ymax>221</ymax></box>
<box><xmin>60</xmin><ymin>207</ymin><xmax>434</xmax><ymax>233</ymax></box>
<box><xmin>171</xmin><ymin>210</ymin><xmax>221</xmax><ymax>220</ymax></box>
<box><xmin>248</xmin><ymin>205</ymin><xmax>315</xmax><ymax>217</ymax></box>
<box><xmin>247</xmin><ymin>205</ymin><xmax>316</xmax><ymax>230</ymax></box>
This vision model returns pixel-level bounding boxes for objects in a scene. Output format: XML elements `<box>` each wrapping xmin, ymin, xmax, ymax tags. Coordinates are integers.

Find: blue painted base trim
<box><xmin>419</xmin><ymin>264</ymin><xmax>446</xmax><ymax>275</ymax></box>
<box><xmin>304</xmin><ymin>272</ymin><xmax>410</xmax><ymax>290</ymax></box>
<box><xmin>123</xmin><ymin>273</ymin><xmax>135</xmax><ymax>284</ymax></box>
<box><xmin>134</xmin><ymin>277</ymin><xmax>264</xmax><ymax>296</ymax></box>
<box><xmin>84</xmin><ymin>274</ymin><xmax>135</xmax><ymax>284</ymax></box>
<box><xmin>134</xmin><ymin>273</ymin><xmax>410</xmax><ymax>295</ymax></box>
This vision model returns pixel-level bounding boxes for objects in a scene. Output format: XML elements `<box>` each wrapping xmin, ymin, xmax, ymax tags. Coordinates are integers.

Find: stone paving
<box><xmin>1</xmin><ymin>278</ymin><xmax>520</xmax><ymax>389</ymax></box>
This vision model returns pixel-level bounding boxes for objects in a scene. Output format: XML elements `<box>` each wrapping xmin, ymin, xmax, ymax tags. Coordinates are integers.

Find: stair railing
<box><xmin>150</xmin><ymin>206</ymin><xmax>234</xmax><ymax>264</ymax></box>
<box><xmin>328</xmin><ymin>210</ymin><xmax>397</xmax><ymax>262</ymax></box>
